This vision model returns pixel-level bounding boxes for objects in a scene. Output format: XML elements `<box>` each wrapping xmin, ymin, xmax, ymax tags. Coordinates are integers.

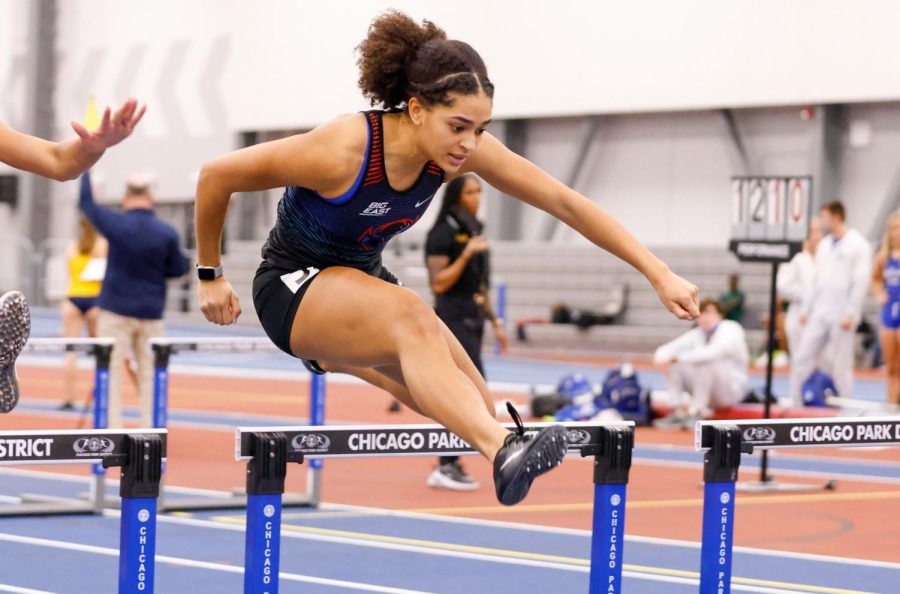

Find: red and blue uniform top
<box><xmin>262</xmin><ymin>110</ymin><xmax>445</xmax><ymax>274</ymax></box>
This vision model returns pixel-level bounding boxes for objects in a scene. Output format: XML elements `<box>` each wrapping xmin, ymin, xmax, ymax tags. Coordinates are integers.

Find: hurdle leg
<box><xmin>244</xmin><ymin>433</ymin><xmax>290</xmax><ymax>594</ymax></box>
<box><xmin>151</xmin><ymin>344</ymin><xmax>171</xmax><ymax>430</ymax></box>
<box><xmin>111</xmin><ymin>433</ymin><xmax>164</xmax><ymax>594</ymax></box>
<box><xmin>151</xmin><ymin>344</ymin><xmax>172</xmax><ymax>509</ymax></box>
<box><xmin>92</xmin><ymin>344</ymin><xmax>112</xmax><ymax>513</ymax></box>
<box><xmin>588</xmin><ymin>425</ymin><xmax>634</xmax><ymax>594</ymax></box>
<box><xmin>699</xmin><ymin>426</ymin><xmax>743</xmax><ymax>594</ymax></box>
<box><xmin>307</xmin><ymin>374</ymin><xmax>326</xmax><ymax>504</ymax></box>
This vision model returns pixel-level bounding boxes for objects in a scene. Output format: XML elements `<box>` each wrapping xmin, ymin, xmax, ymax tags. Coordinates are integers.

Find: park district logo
<box><xmin>741</xmin><ymin>427</ymin><xmax>776</xmax><ymax>445</ymax></box>
<box><xmin>73</xmin><ymin>436</ymin><xmax>116</xmax><ymax>457</ymax></box>
<box><xmin>566</xmin><ymin>429</ymin><xmax>592</xmax><ymax>446</ymax></box>
<box><xmin>291</xmin><ymin>434</ymin><xmax>331</xmax><ymax>453</ymax></box>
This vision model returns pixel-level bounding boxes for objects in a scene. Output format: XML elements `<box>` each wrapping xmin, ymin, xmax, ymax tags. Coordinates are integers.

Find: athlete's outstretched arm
<box><xmin>195</xmin><ymin>115</ymin><xmax>364</xmax><ymax>325</ymax></box>
<box><xmin>466</xmin><ymin>133</ymin><xmax>700</xmax><ymax>320</ymax></box>
<box><xmin>0</xmin><ymin>98</ymin><xmax>145</xmax><ymax>181</ymax></box>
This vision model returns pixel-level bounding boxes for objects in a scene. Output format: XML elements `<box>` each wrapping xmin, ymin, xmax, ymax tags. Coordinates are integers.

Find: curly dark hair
<box><xmin>356</xmin><ymin>10</ymin><xmax>494</xmax><ymax>109</ymax></box>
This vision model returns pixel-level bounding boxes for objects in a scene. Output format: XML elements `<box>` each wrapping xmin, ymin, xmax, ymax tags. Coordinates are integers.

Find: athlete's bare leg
<box><xmin>290</xmin><ymin>267</ymin><xmax>508</xmax><ymax>460</ymax></box>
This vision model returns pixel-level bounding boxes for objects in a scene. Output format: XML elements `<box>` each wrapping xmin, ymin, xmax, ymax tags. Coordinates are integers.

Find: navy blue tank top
<box><xmin>261</xmin><ymin>111</ymin><xmax>445</xmax><ymax>274</ymax></box>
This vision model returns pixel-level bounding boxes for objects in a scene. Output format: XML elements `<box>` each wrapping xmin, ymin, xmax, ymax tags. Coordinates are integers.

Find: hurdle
<box><xmin>695</xmin><ymin>416</ymin><xmax>900</xmax><ymax>594</ymax></box>
<box><xmin>0</xmin><ymin>428</ymin><xmax>166</xmax><ymax>593</ymax></box>
<box><xmin>149</xmin><ymin>336</ymin><xmax>323</xmax><ymax>511</ymax></box>
<box><xmin>235</xmin><ymin>421</ymin><xmax>634</xmax><ymax>594</ymax></box>
<box><xmin>0</xmin><ymin>337</ymin><xmax>114</xmax><ymax>516</ymax></box>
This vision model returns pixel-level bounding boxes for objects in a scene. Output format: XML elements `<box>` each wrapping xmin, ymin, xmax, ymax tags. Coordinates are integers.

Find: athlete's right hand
<box><xmin>198</xmin><ymin>277</ymin><xmax>242</xmax><ymax>325</ymax></box>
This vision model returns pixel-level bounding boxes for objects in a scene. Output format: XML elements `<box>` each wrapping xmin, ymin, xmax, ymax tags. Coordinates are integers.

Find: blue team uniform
<box><xmin>882</xmin><ymin>256</ymin><xmax>900</xmax><ymax>329</ymax></box>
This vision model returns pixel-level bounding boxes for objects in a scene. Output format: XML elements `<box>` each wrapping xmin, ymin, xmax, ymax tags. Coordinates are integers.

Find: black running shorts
<box><xmin>252</xmin><ymin>260</ymin><xmax>401</xmax><ymax>374</ymax></box>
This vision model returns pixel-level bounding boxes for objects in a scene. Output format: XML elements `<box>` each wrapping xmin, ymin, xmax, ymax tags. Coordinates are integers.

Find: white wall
<box><xmin>841</xmin><ymin>103</ymin><xmax>900</xmax><ymax>240</ymax></box>
<box><xmin>3</xmin><ymin>0</ymin><xmax>900</xmax><ymax>256</ymax></box>
<box><xmin>505</xmin><ymin>104</ymin><xmax>899</xmax><ymax>249</ymax></box>
<box><xmin>0</xmin><ymin>0</ymin><xmax>30</xmax><ymax>139</ymax></box>
<box><xmin>44</xmin><ymin>1</ymin><xmax>238</xmax><ymax>241</ymax></box>
<box><xmin>0</xmin><ymin>1</ymin><xmax>32</xmax><ymax>291</ymax></box>
<box><xmin>17</xmin><ymin>0</ymin><xmax>900</xmax><ymax>133</ymax></box>
<box><xmin>228</xmin><ymin>0</ymin><xmax>900</xmax><ymax>129</ymax></box>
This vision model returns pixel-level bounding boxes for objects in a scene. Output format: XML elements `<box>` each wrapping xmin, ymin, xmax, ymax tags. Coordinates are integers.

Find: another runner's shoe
<box><xmin>493</xmin><ymin>401</ymin><xmax>567</xmax><ymax>506</ymax></box>
<box><xmin>427</xmin><ymin>459</ymin><xmax>480</xmax><ymax>491</ymax></box>
<box><xmin>0</xmin><ymin>291</ymin><xmax>30</xmax><ymax>413</ymax></box>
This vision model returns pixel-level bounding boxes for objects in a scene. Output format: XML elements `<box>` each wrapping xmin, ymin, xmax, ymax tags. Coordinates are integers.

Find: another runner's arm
<box><xmin>0</xmin><ymin>100</ymin><xmax>145</xmax><ymax>180</ymax></box>
<box><xmin>0</xmin><ymin>121</ymin><xmax>103</xmax><ymax>181</ymax></box>
<box><xmin>195</xmin><ymin>116</ymin><xmax>362</xmax><ymax>267</ymax></box>
<box><xmin>464</xmin><ymin>133</ymin><xmax>699</xmax><ymax>320</ymax></box>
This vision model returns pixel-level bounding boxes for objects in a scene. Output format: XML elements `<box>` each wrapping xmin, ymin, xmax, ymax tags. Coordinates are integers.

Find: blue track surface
<box><xmin>3</xmin><ymin>309</ymin><xmax>896</xmax><ymax>593</ymax></box>
<box><xmin>1</xmin><ymin>474</ymin><xmax>898</xmax><ymax>593</ymax></box>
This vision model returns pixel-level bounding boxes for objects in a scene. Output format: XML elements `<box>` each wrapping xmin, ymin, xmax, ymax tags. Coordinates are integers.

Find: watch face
<box><xmin>197</xmin><ymin>267</ymin><xmax>217</xmax><ymax>280</ymax></box>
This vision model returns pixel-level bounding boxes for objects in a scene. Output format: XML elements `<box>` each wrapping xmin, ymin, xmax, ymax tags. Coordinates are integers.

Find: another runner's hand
<box><xmin>199</xmin><ymin>277</ymin><xmax>242</xmax><ymax>325</ymax></box>
<box><xmin>463</xmin><ymin>236</ymin><xmax>489</xmax><ymax>257</ymax></box>
<box><xmin>652</xmin><ymin>268</ymin><xmax>700</xmax><ymax>321</ymax></box>
<box><xmin>71</xmin><ymin>98</ymin><xmax>147</xmax><ymax>154</ymax></box>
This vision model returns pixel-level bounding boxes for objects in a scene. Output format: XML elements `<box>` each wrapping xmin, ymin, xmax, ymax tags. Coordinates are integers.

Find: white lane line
<box><xmin>279</xmin><ymin>502</ymin><xmax>900</xmax><ymax>571</ymax></box>
<box><xmin>0</xmin><ymin>533</ymin><xmax>432</xmax><ymax>594</ymax></box>
<box><xmin>0</xmin><ymin>525</ymin><xmax>797</xmax><ymax>593</ymax></box>
<box><xmin>3</xmin><ymin>468</ymin><xmax>897</xmax><ymax>572</ymax></box>
<box><xmin>149</xmin><ymin>515</ymin><xmax>886</xmax><ymax>592</ymax></box>
<box><xmin>0</xmin><ymin>586</ymin><xmax>57</xmax><ymax>594</ymax></box>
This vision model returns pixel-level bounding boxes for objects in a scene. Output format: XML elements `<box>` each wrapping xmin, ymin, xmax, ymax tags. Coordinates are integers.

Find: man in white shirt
<box><xmin>653</xmin><ymin>298</ymin><xmax>749</xmax><ymax>428</ymax></box>
<box><xmin>777</xmin><ymin>218</ymin><xmax>823</xmax><ymax>356</ymax></box>
<box><xmin>789</xmin><ymin>202</ymin><xmax>872</xmax><ymax>404</ymax></box>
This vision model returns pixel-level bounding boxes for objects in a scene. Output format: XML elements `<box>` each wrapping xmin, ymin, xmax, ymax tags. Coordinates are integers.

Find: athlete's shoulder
<box><xmin>283</xmin><ymin>113</ymin><xmax>370</xmax><ymax>193</ymax></box>
<box><xmin>306</xmin><ymin>113</ymin><xmax>369</xmax><ymax>156</ymax></box>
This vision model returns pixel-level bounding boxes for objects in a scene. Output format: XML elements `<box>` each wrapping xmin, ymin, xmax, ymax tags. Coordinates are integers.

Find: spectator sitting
<box><xmin>653</xmin><ymin>298</ymin><xmax>750</xmax><ymax>429</ymax></box>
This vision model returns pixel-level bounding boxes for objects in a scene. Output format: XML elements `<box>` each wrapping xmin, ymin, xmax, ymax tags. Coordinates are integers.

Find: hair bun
<box><xmin>356</xmin><ymin>10</ymin><xmax>446</xmax><ymax>108</ymax></box>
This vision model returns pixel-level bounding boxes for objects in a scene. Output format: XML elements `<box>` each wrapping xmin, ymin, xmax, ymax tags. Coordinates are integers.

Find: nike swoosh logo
<box><xmin>498</xmin><ymin>448</ymin><xmax>526</xmax><ymax>472</ymax></box>
<box><xmin>415</xmin><ymin>195</ymin><xmax>434</xmax><ymax>208</ymax></box>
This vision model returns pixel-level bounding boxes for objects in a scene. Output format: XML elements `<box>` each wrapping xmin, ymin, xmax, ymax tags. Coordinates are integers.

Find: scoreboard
<box><xmin>729</xmin><ymin>176</ymin><xmax>812</xmax><ymax>263</ymax></box>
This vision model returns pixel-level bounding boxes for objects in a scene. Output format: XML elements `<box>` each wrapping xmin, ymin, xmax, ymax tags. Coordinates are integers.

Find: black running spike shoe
<box><xmin>493</xmin><ymin>402</ymin><xmax>568</xmax><ymax>506</ymax></box>
<box><xmin>0</xmin><ymin>290</ymin><xmax>30</xmax><ymax>413</ymax></box>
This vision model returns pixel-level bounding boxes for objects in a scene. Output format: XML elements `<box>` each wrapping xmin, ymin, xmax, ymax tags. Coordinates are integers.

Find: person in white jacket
<box><xmin>653</xmin><ymin>298</ymin><xmax>749</xmax><ymax>427</ymax></box>
<box><xmin>777</xmin><ymin>218</ymin><xmax>823</xmax><ymax>356</ymax></box>
<box><xmin>789</xmin><ymin>202</ymin><xmax>873</xmax><ymax>404</ymax></box>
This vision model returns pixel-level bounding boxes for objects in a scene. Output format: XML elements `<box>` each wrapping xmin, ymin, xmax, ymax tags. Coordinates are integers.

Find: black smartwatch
<box><xmin>196</xmin><ymin>264</ymin><xmax>224</xmax><ymax>281</ymax></box>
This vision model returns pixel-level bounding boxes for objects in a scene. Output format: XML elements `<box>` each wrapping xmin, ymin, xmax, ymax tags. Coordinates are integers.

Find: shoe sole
<box><xmin>497</xmin><ymin>425</ymin><xmax>568</xmax><ymax>506</ymax></box>
<box><xmin>0</xmin><ymin>291</ymin><xmax>30</xmax><ymax>413</ymax></box>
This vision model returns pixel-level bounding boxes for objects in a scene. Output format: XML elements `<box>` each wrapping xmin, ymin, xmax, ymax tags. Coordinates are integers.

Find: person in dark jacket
<box><xmin>79</xmin><ymin>172</ymin><xmax>187</xmax><ymax>427</ymax></box>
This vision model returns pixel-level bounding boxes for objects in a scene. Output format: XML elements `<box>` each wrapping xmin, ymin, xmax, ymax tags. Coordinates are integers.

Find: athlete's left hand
<box><xmin>652</xmin><ymin>268</ymin><xmax>700</xmax><ymax>321</ymax></box>
<box><xmin>71</xmin><ymin>98</ymin><xmax>146</xmax><ymax>154</ymax></box>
